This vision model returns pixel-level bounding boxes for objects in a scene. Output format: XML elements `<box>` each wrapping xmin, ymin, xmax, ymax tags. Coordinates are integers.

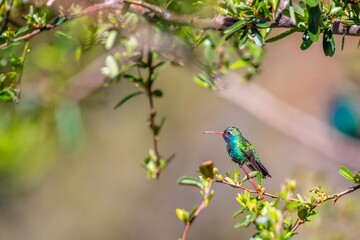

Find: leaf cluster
<box><xmin>177</xmin><ymin>162</ymin><xmax>360</xmax><ymax>239</ymax></box>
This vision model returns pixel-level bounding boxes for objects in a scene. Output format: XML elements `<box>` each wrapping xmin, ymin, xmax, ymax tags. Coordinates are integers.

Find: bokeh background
<box><xmin>1</xmin><ymin>5</ymin><xmax>360</xmax><ymax>240</ymax></box>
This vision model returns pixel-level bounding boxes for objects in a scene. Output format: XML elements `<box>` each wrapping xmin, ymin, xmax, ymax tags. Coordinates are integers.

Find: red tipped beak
<box><xmin>203</xmin><ymin>131</ymin><xmax>224</xmax><ymax>135</ymax></box>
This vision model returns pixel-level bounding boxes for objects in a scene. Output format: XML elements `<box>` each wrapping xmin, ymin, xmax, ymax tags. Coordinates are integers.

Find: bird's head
<box><xmin>204</xmin><ymin>126</ymin><xmax>241</xmax><ymax>142</ymax></box>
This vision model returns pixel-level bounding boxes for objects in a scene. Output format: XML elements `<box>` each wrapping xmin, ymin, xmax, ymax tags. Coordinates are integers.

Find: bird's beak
<box><xmin>203</xmin><ymin>131</ymin><xmax>224</xmax><ymax>135</ymax></box>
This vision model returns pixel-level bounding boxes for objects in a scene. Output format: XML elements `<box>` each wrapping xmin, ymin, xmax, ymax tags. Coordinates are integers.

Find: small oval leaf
<box><xmin>152</xmin><ymin>89</ymin><xmax>163</xmax><ymax>97</ymax></box>
<box><xmin>322</xmin><ymin>28</ymin><xmax>335</xmax><ymax>57</ymax></box>
<box><xmin>175</xmin><ymin>208</ymin><xmax>189</xmax><ymax>223</ymax></box>
<box><xmin>339</xmin><ymin>166</ymin><xmax>354</xmax><ymax>181</ymax></box>
<box><xmin>265</xmin><ymin>28</ymin><xmax>299</xmax><ymax>43</ymax></box>
<box><xmin>177</xmin><ymin>176</ymin><xmax>203</xmax><ymax>189</ymax></box>
<box><xmin>113</xmin><ymin>91</ymin><xmax>143</xmax><ymax>109</ymax></box>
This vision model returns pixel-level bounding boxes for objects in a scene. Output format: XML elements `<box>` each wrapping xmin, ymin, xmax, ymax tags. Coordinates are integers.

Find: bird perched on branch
<box><xmin>204</xmin><ymin>126</ymin><xmax>271</xmax><ymax>178</ymax></box>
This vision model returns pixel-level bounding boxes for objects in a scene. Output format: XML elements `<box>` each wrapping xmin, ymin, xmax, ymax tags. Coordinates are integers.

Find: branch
<box><xmin>1</xmin><ymin>0</ymin><xmax>359</xmax><ymax>50</ymax></box>
<box><xmin>145</xmin><ymin>51</ymin><xmax>162</xmax><ymax>179</ymax></box>
<box><xmin>0</xmin><ymin>1</ymin><xmax>120</xmax><ymax>49</ymax></box>
<box><xmin>291</xmin><ymin>184</ymin><xmax>360</xmax><ymax>233</ymax></box>
<box><xmin>215</xmin><ymin>179</ymin><xmax>298</xmax><ymax>201</ymax></box>
<box><xmin>239</xmin><ymin>164</ymin><xmax>264</xmax><ymax>200</ymax></box>
<box><xmin>181</xmin><ymin>179</ymin><xmax>214</xmax><ymax>240</ymax></box>
<box><xmin>127</xmin><ymin>1</ymin><xmax>359</xmax><ymax>36</ymax></box>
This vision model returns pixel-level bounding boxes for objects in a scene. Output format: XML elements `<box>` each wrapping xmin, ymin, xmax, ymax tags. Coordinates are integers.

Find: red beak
<box><xmin>203</xmin><ymin>131</ymin><xmax>224</xmax><ymax>135</ymax></box>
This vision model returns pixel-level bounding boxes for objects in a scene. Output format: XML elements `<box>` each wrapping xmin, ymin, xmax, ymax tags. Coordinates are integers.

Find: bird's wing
<box><xmin>245</xmin><ymin>150</ymin><xmax>272</xmax><ymax>178</ymax></box>
<box><xmin>243</xmin><ymin>139</ymin><xmax>272</xmax><ymax>178</ymax></box>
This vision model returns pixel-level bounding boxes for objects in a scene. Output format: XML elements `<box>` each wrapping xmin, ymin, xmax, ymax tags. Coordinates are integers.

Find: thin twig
<box><xmin>145</xmin><ymin>50</ymin><xmax>162</xmax><ymax>178</ymax></box>
<box><xmin>239</xmin><ymin>164</ymin><xmax>264</xmax><ymax>200</ymax></box>
<box><xmin>14</xmin><ymin>40</ymin><xmax>29</xmax><ymax>102</ymax></box>
<box><xmin>215</xmin><ymin>179</ymin><xmax>298</xmax><ymax>201</ymax></box>
<box><xmin>291</xmin><ymin>184</ymin><xmax>360</xmax><ymax>233</ymax></box>
<box><xmin>0</xmin><ymin>1</ymin><xmax>118</xmax><ymax>49</ymax></box>
<box><xmin>181</xmin><ymin>179</ymin><xmax>214</xmax><ymax>240</ymax></box>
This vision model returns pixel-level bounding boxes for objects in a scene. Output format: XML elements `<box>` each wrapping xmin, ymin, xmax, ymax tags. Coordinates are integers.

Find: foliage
<box><xmin>177</xmin><ymin>162</ymin><xmax>360</xmax><ymax>239</ymax></box>
<box><xmin>0</xmin><ymin>0</ymin><xmax>359</xmax><ymax>238</ymax></box>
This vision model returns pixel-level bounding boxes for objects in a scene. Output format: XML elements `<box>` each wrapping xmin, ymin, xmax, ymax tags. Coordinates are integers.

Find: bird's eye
<box><xmin>226</xmin><ymin>131</ymin><xmax>232</xmax><ymax>135</ymax></box>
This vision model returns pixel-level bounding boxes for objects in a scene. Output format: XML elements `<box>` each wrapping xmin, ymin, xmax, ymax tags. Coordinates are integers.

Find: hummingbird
<box><xmin>204</xmin><ymin>126</ymin><xmax>271</xmax><ymax>178</ymax></box>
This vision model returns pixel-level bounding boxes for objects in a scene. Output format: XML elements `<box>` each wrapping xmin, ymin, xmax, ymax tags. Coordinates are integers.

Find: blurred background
<box><xmin>1</xmin><ymin>3</ymin><xmax>360</xmax><ymax>240</ymax></box>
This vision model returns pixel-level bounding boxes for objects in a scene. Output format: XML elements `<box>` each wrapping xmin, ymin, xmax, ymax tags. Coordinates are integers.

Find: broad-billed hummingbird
<box><xmin>204</xmin><ymin>126</ymin><xmax>271</xmax><ymax>178</ymax></box>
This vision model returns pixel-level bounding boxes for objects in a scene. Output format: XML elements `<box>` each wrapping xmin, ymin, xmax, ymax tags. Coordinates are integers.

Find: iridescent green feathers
<box><xmin>205</xmin><ymin>127</ymin><xmax>271</xmax><ymax>178</ymax></box>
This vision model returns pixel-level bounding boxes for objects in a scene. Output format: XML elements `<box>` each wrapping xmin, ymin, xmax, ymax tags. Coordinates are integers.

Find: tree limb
<box><xmin>1</xmin><ymin>0</ymin><xmax>359</xmax><ymax>50</ymax></box>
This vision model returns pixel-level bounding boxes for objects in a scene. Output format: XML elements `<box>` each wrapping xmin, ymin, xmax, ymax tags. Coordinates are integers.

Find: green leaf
<box><xmin>253</xmin><ymin>19</ymin><xmax>271</xmax><ymax>28</ymax></box>
<box><xmin>123</xmin><ymin>74</ymin><xmax>141</xmax><ymax>83</ymax></box>
<box><xmin>152</xmin><ymin>89</ymin><xmax>163</xmax><ymax>98</ymax></box>
<box><xmin>213</xmin><ymin>6</ymin><xmax>228</xmax><ymax>15</ymax></box>
<box><xmin>74</xmin><ymin>47</ymin><xmax>82</xmax><ymax>61</ymax></box>
<box><xmin>234</xmin><ymin>218</ymin><xmax>247</xmax><ymax>228</ymax></box>
<box><xmin>256</xmin><ymin>171</ymin><xmax>262</xmax><ymax>186</ymax></box>
<box><xmin>250</xmin><ymin>26</ymin><xmax>264</xmax><ymax>47</ymax></box>
<box><xmin>229</xmin><ymin>59</ymin><xmax>248</xmax><ymax>70</ymax></box>
<box><xmin>238</xmin><ymin>28</ymin><xmax>249</xmax><ymax>48</ymax></box>
<box><xmin>0</xmin><ymin>88</ymin><xmax>16</xmax><ymax>102</ymax></box>
<box><xmin>113</xmin><ymin>91</ymin><xmax>143</xmax><ymax>109</ymax></box>
<box><xmin>297</xmin><ymin>206</ymin><xmax>308</xmax><ymax>221</ymax></box>
<box><xmin>307</xmin><ymin>209</ymin><xmax>318</xmax><ymax>219</ymax></box>
<box><xmin>233</xmin><ymin>168</ymin><xmax>240</xmax><ymax>183</ymax></box>
<box><xmin>339</xmin><ymin>166</ymin><xmax>354</xmax><ymax>181</ymax></box>
<box><xmin>188</xmin><ymin>205</ymin><xmax>198</xmax><ymax>219</ymax></box>
<box><xmin>271</xmin><ymin>196</ymin><xmax>281</xmax><ymax>208</ymax></box>
<box><xmin>193</xmin><ymin>74</ymin><xmax>212</xmax><ymax>89</ymax></box>
<box><xmin>56</xmin><ymin>31</ymin><xmax>74</xmax><ymax>40</ymax></box>
<box><xmin>15</xmin><ymin>26</ymin><xmax>30</xmax><ymax>36</ymax></box>
<box><xmin>322</xmin><ymin>28</ymin><xmax>335</xmax><ymax>57</ymax></box>
<box><xmin>241</xmin><ymin>171</ymin><xmax>258</xmax><ymax>184</ymax></box>
<box><xmin>175</xmin><ymin>208</ymin><xmax>189</xmax><ymax>223</ymax></box>
<box><xmin>330</xmin><ymin>7</ymin><xmax>342</xmax><ymax>15</ymax></box>
<box><xmin>307</xmin><ymin>4</ymin><xmax>321</xmax><ymax>42</ymax></box>
<box><xmin>232</xmin><ymin>207</ymin><xmax>248</xmax><ymax>219</ymax></box>
<box><xmin>177</xmin><ymin>176</ymin><xmax>203</xmax><ymax>189</ymax></box>
<box><xmin>304</xmin><ymin>0</ymin><xmax>319</xmax><ymax>7</ymax></box>
<box><xmin>266</xmin><ymin>28</ymin><xmax>299</xmax><ymax>43</ymax></box>
<box><xmin>297</xmin><ymin>194</ymin><xmax>306</xmax><ymax>203</ymax></box>
<box><xmin>224</xmin><ymin>18</ymin><xmax>250</xmax><ymax>40</ymax></box>
<box><xmin>234</xmin><ymin>212</ymin><xmax>256</xmax><ymax>228</ymax></box>
<box><xmin>289</xmin><ymin>0</ymin><xmax>297</xmax><ymax>24</ymax></box>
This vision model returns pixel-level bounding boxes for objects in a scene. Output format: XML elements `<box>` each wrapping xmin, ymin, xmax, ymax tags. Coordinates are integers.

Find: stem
<box><xmin>291</xmin><ymin>184</ymin><xmax>360</xmax><ymax>233</ymax></box>
<box><xmin>181</xmin><ymin>179</ymin><xmax>214</xmax><ymax>240</ymax></box>
<box><xmin>0</xmin><ymin>0</ymin><xmax>13</xmax><ymax>33</ymax></box>
<box><xmin>215</xmin><ymin>179</ymin><xmax>298</xmax><ymax>201</ymax></box>
<box><xmin>145</xmin><ymin>51</ymin><xmax>161</xmax><ymax>178</ymax></box>
<box><xmin>14</xmin><ymin>41</ymin><xmax>29</xmax><ymax>102</ymax></box>
<box><xmin>239</xmin><ymin>164</ymin><xmax>264</xmax><ymax>200</ymax></box>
